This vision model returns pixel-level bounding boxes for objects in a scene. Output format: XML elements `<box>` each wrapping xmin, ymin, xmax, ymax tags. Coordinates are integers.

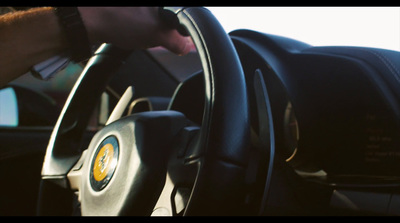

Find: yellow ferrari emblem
<box><xmin>90</xmin><ymin>136</ymin><xmax>119</xmax><ymax>191</ymax></box>
<box><xmin>93</xmin><ymin>143</ymin><xmax>115</xmax><ymax>182</ymax></box>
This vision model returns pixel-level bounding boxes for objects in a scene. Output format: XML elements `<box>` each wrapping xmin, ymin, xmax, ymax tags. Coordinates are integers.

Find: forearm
<box><xmin>0</xmin><ymin>7</ymin><xmax>67</xmax><ymax>86</ymax></box>
<box><xmin>0</xmin><ymin>7</ymin><xmax>191</xmax><ymax>87</ymax></box>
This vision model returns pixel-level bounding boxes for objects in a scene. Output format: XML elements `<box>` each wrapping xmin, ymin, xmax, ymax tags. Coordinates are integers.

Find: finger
<box><xmin>161</xmin><ymin>31</ymin><xmax>193</xmax><ymax>56</ymax></box>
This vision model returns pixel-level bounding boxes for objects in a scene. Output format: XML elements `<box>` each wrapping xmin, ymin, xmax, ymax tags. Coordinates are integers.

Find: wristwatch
<box><xmin>55</xmin><ymin>7</ymin><xmax>92</xmax><ymax>63</ymax></box>
<box><xmin>31</xmin><ymin>7</ymin><xmax>92</xmax><ymax>80</ymax></box>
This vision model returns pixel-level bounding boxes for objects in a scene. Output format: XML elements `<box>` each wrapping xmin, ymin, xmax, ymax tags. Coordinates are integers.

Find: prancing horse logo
<box><xmin>93</xmin><ymin>144</ymin><xmax>114</xmax><ymax>182</ymax></box>
<box><xmin>90</xmin><ymin>136</ymin><xmax>119</xmax><ymax>191</ymax></box>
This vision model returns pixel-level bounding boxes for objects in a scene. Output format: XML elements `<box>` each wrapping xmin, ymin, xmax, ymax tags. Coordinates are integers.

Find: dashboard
<box><xmin>168</xmin><ymin>29</ymin><xmax>400</xmax><ymax>215</ymax></box>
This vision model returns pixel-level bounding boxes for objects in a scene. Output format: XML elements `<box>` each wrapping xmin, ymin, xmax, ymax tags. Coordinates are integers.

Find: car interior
<box><xmin>0</xmin><ymin>7</ymin><xmax>399</xmax><ymax>216</ymax></box>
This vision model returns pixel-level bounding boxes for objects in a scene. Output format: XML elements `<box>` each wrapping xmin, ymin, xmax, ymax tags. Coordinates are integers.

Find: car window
<box><xmin>2</xmin><ymin>62</ymin><xmax>83</xmax><ymax>128</ymax></box>
<box><xmin>0</xmin><ymin>87</ymin><xmax>18</xmax><ymax>126</ymax></box>
<box><xmin>207</xmin><ymin>7</ymin><xmax>400</xmax><ymax>52</ymax></box>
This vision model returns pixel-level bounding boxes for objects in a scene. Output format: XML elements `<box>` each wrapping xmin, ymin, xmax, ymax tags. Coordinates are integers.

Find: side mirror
<box><xmin>0</xmin><ymin>87</ymin><xmax>18</xmax><ymax>127</ymax></box>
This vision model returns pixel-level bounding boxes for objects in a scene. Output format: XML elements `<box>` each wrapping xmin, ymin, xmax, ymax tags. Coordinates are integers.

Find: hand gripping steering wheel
<box><xmin>38</xmin><ymin>7</ymin><xmax>250</xmax><ymax>216</ymax></box>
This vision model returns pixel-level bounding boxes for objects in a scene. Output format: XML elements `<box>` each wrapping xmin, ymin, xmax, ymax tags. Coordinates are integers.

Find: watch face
<box><xmin>90</xmin><ymin>136</ymin><xmax>119</xmax><ymax>191</ymax></box>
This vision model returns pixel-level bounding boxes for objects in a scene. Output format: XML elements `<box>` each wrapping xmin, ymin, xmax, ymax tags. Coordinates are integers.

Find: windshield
<box><xmin>207</xmin><ymin>7</ymin><xmax>400</xmax><ymax>52</ymax></box>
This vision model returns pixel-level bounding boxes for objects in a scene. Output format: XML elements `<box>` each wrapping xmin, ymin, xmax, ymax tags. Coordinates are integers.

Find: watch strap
<box><xmin>55</xmin><ymin>7</ymin><xmax>92</xmax><ymax>63</ymax></box>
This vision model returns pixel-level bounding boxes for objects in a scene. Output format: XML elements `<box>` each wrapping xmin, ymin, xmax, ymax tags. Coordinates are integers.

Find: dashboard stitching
<box><xmin>357</xmin><ymin>48</ymin><xmax>400</xmax><ymax>84</ymax></box>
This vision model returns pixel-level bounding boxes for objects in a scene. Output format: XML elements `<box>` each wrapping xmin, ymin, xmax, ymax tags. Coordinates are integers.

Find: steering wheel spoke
<box><xmin>67</xmin><ymin>149</ymin><xmax>88</xmax><ymax>192</ymax></box>
<box><xmin>152</xmin><ymin>128</ymin><xmax>200</xmax><ymax>216</ymax></box>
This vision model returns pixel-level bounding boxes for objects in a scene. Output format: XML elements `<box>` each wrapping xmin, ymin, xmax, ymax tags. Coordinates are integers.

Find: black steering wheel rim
<box><xmin>39</xmin><ymin>7</ymin><xmax>250</xmax><ymax>216</ymax></box>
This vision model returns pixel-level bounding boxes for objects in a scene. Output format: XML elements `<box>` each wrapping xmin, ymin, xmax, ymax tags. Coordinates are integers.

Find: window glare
<box><xmin>0</xmin><ymin>88</ymin><xmax>18</xmax><ymax>127</ymax></box>
<box><xmin>207</xmin><ymin>7</ymin><xmax>400</xmax><ymax>52</ymax></box>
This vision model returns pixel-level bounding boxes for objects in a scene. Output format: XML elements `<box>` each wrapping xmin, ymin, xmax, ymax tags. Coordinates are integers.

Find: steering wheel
<box><xmin>38</xmin><ymin>7</ymin><xmax>250</xmax><ymax>216</ymax></box>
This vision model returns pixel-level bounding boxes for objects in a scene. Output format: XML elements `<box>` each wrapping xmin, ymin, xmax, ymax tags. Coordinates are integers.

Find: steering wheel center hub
<box><xmin>80</xmin><ymin>111</ymin><xmax>187</xmax><ymax>215</ymax></box>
